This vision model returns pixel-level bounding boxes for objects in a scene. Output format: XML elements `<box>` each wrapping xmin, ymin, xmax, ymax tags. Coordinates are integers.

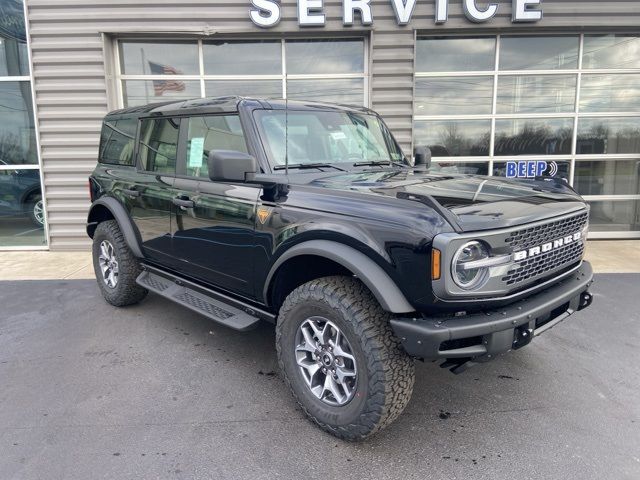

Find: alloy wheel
<box><xmin>98</xmin><ymin>240</ymin><xmax>119</xmax><ymax>289</ymax></box>
<box><xmin>33</xmin><ymin>200</ymin><xmax>45</xmax><ymax>226</ymax></box>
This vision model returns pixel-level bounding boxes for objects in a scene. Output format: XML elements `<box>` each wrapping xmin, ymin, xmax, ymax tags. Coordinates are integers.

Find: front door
<box><xmin>170</xmin><ymin>114</ymin><xmax>260</xmax><ymax>298</ymax></box>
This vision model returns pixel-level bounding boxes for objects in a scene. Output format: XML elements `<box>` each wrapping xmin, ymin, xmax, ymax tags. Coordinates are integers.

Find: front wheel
<box><xmin>276</xmin><ymin>276</ymin><xmax>415</xmax><ymax>441</ymax></box>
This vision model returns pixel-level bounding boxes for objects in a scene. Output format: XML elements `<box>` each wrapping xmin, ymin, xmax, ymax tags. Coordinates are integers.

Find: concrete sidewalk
<box><xmin>0</xmin><ymin>241</ymin><xmax>639</xmax><ymax>281</ymax></box>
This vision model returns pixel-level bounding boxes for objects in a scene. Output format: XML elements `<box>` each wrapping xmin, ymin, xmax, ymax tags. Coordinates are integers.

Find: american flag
<box><xmin>148</xmin><ymin>61</ymin><xmax>186</xmax><ymax>96</ymax></box>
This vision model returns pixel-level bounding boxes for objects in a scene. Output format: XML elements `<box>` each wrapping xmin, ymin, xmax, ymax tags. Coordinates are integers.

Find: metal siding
<box><xmin>25</xmin><ymin>0</ymin><xmax>640</xmax><ymax>250</ymax></box>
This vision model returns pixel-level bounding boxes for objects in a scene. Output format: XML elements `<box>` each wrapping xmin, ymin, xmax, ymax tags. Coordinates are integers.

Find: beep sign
<box><xmin>505</xmin><ymin>161</ymin><xmax>559</xmax><ymax>179</ymax></box>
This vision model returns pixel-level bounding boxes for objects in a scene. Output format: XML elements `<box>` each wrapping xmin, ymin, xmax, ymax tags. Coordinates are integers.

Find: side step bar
<box><xmin>136</xmin><ymin>267</ymin><xmax>268</xmax><ymax>331</ymax></box>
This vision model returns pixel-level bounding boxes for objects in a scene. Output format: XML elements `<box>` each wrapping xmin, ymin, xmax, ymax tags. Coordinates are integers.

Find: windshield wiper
<box><xmin>353</xmin><ymin>160</ymin><xmax>406</xmax><ymax>168</ymax></box>
<box><xmin>274</xmin><ymin>163</ymin><xmax>346</xmax><ymax>172</ymax></box>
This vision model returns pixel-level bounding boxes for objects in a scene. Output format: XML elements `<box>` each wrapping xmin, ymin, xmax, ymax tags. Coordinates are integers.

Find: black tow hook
<box><xmin>578</xmin><ymin>291</ymin><xmax>593</xmax><ymax>311</ymax></box>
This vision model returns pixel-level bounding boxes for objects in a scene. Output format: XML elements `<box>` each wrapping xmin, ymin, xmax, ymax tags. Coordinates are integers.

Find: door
<box><xmin>130</xmin><ymin>116</ymin><xmax>180</xmax><ymax>266</ymax></box>
<box><xmin>170</xmin><ymin>114</ymin><xmax>260</xmax><ymax>297</ymax></box>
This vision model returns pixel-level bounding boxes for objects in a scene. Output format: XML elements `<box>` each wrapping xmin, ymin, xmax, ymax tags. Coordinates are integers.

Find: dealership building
<box><xmin>1</xmin><ymin>0</ymin><xmax>639</xmax><ymax>250</ymax></box>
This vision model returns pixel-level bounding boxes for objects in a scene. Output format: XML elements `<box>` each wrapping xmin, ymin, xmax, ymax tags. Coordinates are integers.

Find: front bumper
<box><xmin>391</xmin><ymin>261</ymin><xmax>594</xmax><ymax>369</ymax></box>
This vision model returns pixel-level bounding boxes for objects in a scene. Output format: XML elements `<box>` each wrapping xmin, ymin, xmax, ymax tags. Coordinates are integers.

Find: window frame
<box><xmin>136</xmin><ymin>116</ymin><xmax>182</xmax><ymax>175</ymax></box>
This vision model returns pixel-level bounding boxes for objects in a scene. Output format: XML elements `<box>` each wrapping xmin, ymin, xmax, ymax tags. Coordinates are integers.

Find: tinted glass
<box><xmin>139</xmin><ymin>118</ymin><xmax>180</xmax><ymax>174</ymax></box>
<box><xmin>119</xmin><ymin>41</ymin><xmax>199</xmax><ymax>75</ymax></box>
<box><xmin>583</xmin><ymin>35</ymin><xmax>640</xmax><ymax>69</ymax></box>
<box><xmin>1</xmin><ymin>35</ymin><xmax>29</xmax><ymax>76</ymax></box>
<box><xmin>205</xmin><ymin>80</ymin><xmax>282</xmax><ymax>99</ymax></box>
<box><xmin>185</xmin><ymin>115</ymin><xmax>247</xmax><ymax>178</ymax></box>
<box><xmin>580</xmin><ymin>74</ymin><xmax>640</xmax><ymax>113</ymax></box>
<box><xmin>431</xmin><ymin>161</ymin><xmax>489</xmax><ymax>176</ymax></box>
<box><xmin>500</xmin><ymin>36</ymin><xmax>579</xmax><ymax>70</ymax></box>
<box><xmin>0</xmin><ymin>168</ymin><xmax>46</xmax><ymax>247</ymax></box>
<box><xmin>287</xmin><ymin>78</ymin><xmax>364</xmax><ymax>106</ymax></box>
<box><xmin>588</xmin><ymin>200</ymin><xmax>639</xmax><ymax>232</ymax></box>
<box><xmin>493</xmin><ymin>160</ymin><xmax>571</xmax><ymax>182</ymax></box>
<box><xmin>414</xmin><ymin>120</ymin><xmax>490</xmax><ymax>157</ymax></box>
<box><xmin>286</xmin><ymin>39</ymin><xmax>364</xmax><ymax>75</ymax></box>
<box><xmin>577</xmin><ymin>118</ymin><xmax>640</xmax><ymax>155</ymax></box>
<box><xmin>415</xmin><ymin>76</ymin><xmax>493</xmax><ymax>116</ymax></box>
<box><xmin>494</xmin><ymin>118</ymin><xmax>573</xmax><ymax>156</ymax></box>
<box><xmin>497</xmin><ymin>75</ymin><xmax>577</xmax><ymax>114</ymax></box>
<box><xmin>416</xmin><ymin>37</ymin><xmax>495</xmax><ymax>72</ymax></box>
<box><xmin>122</xmin><ymin>80</ymin><xmax>200</xmax><ymax>107</ymax></box>
<box><xmin>203</xmin><ymin>41</ymin><xmax>281</xmax><ymax>75</ymax></box>
<box><xmin>99</xmin><ymin>119</ymin><xmax>137</xmax><ymax>165</ymax></box>
<box><xmin>0</xmin><ymin>81</ymin><xmax>37</xmax><ymax>165</ymax></box>
<box><xmin>575</xmin><ymin>160</ymin><xmax>640</xmax><ymax>196</ymax></box>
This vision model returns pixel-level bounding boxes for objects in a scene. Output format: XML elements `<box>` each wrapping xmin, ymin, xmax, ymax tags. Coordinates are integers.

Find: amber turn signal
<box><xmin>432</xmin><ymin>248</ymin><xmax>441</xmax><ymax>280</ymax></box>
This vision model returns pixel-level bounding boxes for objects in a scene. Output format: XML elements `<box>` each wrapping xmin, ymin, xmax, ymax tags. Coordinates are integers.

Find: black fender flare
<box><xmin>263</xmin><ymin>240</ymin><xmax>415</xmax><ymax>314</ymax></box>
<box><xmin>86</xmin><ymin>197</ymin><xmax>144</xmax><ymax>258</ymax></box>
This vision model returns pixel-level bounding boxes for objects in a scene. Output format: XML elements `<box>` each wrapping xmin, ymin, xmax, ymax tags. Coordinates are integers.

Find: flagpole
<box><xmin>141</xmin><ymin>47</ymin><xmax>150</xmax><ymax>104</ymax></box>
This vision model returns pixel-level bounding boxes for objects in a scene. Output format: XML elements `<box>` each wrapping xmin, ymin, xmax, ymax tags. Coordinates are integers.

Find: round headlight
<box><xmin>452</xmin><ymin>241</ymin><xmax>490</xmax><ymax>290</ymax></box>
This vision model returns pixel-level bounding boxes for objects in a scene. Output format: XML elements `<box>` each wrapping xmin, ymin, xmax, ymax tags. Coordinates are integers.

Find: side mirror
<box><xmin>208</xmin><ymin>150</ymin><xmax>258</xmax><ymax>182</ymax></box>
<box><xmin>414</xmin><ymin>145</ymin><xmax>431</xmax><ymax>168</ymax></box>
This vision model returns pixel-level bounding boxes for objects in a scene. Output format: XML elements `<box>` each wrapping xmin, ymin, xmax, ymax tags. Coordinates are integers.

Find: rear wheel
<box><xmin>276</xmin><ymin>276</ymin><xmax>415</xmax><ymax>441</ymax></box>
<box><xmin>92</xmin><ymin>220</ymin><xmax>147</xmax><ymax>307</ymax></box>
<box><xmin>26</xmin><ymin>193</ymin><xmax>44</xmax><ymax>227</ymax></box>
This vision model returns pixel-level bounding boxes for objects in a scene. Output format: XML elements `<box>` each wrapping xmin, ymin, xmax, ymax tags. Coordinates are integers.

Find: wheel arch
<box><xmin>86</xmin><ymin>197</ymin><xmax>144</xmax><ymax>258</ymax></box>
<box><xmin>264</xmin><ymin>240</ymin><xmax>415</xmax><ymax>314</ymax></box>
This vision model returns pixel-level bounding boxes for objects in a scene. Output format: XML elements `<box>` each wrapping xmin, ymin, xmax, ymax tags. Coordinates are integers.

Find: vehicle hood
<box><xmin>302</xmin><ymin>169</ymin><xmax>587</xmax><ymax>232</ymax></box>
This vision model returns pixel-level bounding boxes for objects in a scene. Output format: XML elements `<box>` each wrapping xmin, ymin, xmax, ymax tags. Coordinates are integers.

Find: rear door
<box><xmin>169</xmin><ymin>114</ymin><xmax>261</xmax><ymax>298</ymax></box>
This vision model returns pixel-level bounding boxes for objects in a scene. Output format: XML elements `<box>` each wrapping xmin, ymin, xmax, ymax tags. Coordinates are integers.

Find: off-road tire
<box><xmin>276</xmin><ymin>276</ymin><xmax>415</xmax><ymax>441</ymax></box>
<box><xmin>92</xmin><ymin>220</ymin><xmax>148</xmax><ymax>307</ymax></box>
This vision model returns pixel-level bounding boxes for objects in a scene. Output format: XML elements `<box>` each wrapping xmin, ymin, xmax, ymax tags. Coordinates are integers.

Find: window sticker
<box><xmin>189</xmin><ymin>137</ymin><xmax>205</xmax><ymax>168</ymax></box>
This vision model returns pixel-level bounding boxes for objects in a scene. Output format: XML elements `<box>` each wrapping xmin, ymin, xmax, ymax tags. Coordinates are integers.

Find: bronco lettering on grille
<box><xmin>513</xmin><ymin>232</ymin><xmax>583</xmax><ymax>261</ymax></box>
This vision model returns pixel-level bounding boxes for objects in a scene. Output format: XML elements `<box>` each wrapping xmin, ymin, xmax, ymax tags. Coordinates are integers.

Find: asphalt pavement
<box><xmin>1</xmin><ymin>274</ymin><xmax>638</xmax><ymax>480</ymax></box>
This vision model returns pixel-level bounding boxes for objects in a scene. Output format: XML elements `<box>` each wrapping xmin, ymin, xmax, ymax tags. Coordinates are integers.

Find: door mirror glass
<box><xmin>208</xmin><ymin>150</ymin><xmax>258</xmax><ymax>182</ymax></box>
<box><xmin>414</xmin><ymin>145</ymin><xmax>432</xmax><ymax>167</ymax></box>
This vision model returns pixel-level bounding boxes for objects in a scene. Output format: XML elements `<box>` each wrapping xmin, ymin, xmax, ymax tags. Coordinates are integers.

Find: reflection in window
<box><xmin>0</xmin><ymin>168</ymin><xmax>46</xmax><ymax>247</ymax></box>
<box><xmin>414</xmin><ymin>120</ymin><xmax>490</xmax><ymax>157</ymax></box>
<box><xmin>138</xmin><ymin>118</ymin><xmax>180</xmax><ymax>174</ymax></box>
<box><xmin>205</xmin><ymin>80</ymin><xmax>281</xmax><ymax>99</ymax></box>
<box><xmin>494</xmin><ymin>119</ymin><xmax>573</xmax><ymax>156</ymax></box>
<box><xmin>119</xmin><ymin>41</ymin><xmax>199</xmax><ymax>75</ymax></box>
<box><xmin>575</xmin><ymin>160</ymin><xmax>640</xmax><ymax>196</ymax></box>
<box><xmin>286</xmin><ymin>39</ymin><xmax>364</xmax><ymax>75</ymax></box>
<box><xmin>580</xmin><ymin>74</ymin><xmax>640</xmax><ymax>113</ymax></box>
<box><xmin>431</xmin><ymin>162</ymin><xmax>489</xmax><ymax>176</ymax></box>
<box><xmin>122</xmin><ymin>80</ymin><xmax>200</xmax><ymax>107</ymax></box>
<box><xmin>416</xmin><ymin>37</ymin><xmax>495</xmax><ymax>72</ymax></box>
<box><xmin>287</xmin><ymin>78</ymin><xmax>364</xmax><ymax>106</ymax></box>
<box><xmin>414</xmin><ymin>77</ymin><xmax>493</xmax><ymax>116</ymax></box>
<box><xmin>577</xmin><ymin>118</ymin><xmax>640</xmax><ymax>155</ymax></box>
<box><xmin>588</xmin><ymin>200</ymin><xmax>639</xmax><ymax>232</ymax></box>
<box><xmin>497</xmin><ymin>75</ymin><xmax>577</xmax><ymax>114</ymax></box>
<box><xmin>99</xmin><ymin>119</ymin><xmax>137</xmax><ymax>165</ymax></box>
<box><xmin>0</xmin><ymin>81</ymin><xmax>38</xmax><ymax>165</ymax></box>
<box><xmin>203</xmin><ymin>41</ymin><xmax>281</xmax><ymax>75</ymax></box>
<box><xmin>500</xmin><ymin>36</ymin><xmax>579</xmax><ymax>70</ymax></box>
<box><xmin>493</xmin><ymin>160</ymin><xmax>570</xmax><ymax>182</ymax></box>
<box><xmin>1</xmin><ymin>34</ymin><xmax>29</xmax><ymax>76</ymax></box>
<box><xmin>583</xmin><ymin>35</ymin><xmax>640</xmax><ymax>70</ymax></box>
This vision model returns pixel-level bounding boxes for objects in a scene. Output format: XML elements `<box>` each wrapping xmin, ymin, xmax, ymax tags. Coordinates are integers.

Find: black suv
<box><xmin>87</xmin><ymin>97</ymin><xmax>594</xmax><ymax>440</ymax></box>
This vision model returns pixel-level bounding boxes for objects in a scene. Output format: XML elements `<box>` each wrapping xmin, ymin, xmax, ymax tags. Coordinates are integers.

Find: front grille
<box><xmin>502</xmin><ymin>211</ymin><xmax>589</xmax><ymax>287</ymax></box>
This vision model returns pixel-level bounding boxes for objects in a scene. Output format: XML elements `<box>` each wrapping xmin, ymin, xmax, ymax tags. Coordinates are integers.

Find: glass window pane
<box><xmin>497</xmin><ymin>75</ymin><xmax>577</xmax><ymax>114</ymax></box>
<box><xmin>588</xmin><ymin>200</ymin><xmax>639</xmax><ymax>232</ymax></box>
<box><xmin>0</xmin><ymin>168</ymin><xmax>46</xmax><ymax>247</ymax></box>
<box><xmin>139</xmin><ymin>118</ymin><xmax>180</xmax><ymax>174</ymax></box>
<box><xmin>287</xmin><ymin>78</ymin><xmax>364</xmax><ymax>106</ymax></box>
<box><xmin>414</xmin><ymin>76</ymin><xmax>493</xmax><ymax>116</ymax></box>
<box><xmin>575</xmin><ymin>160</ymin><xmax>640</xmax><ymax>196</ymax></box>
<box><xmin>203</xmin><ymin>41</ymin><xmax>281</xmax><ymax>75</ymax></box>
<box><xmin>286</xmin><ymin>39</ymin><xmax>364</xmax><ymax>75</ymax></box>
<box><xmin>580</xmin><ymin>74</ymin><xmax>640</xmax><ymax>113</ymax></box>
<box><xmin>583</xmin><ymin>35</ymin><xmax>640</xmax><ymax>70</ymax></box>
<box><xmin>1</xmin><ymin>35</ymin><xmax>29</xmax><ymax>76</ymax></box>
<box><xmin>500</xmin><ymin>36</ymin><xmax>579</xmax><ymax>70</ymax></box>
<box><xmin>99</xmin><ymin>119</ymin><xmax>137</xmax><ymax>166</ymax></box>
<box><xmin>0</xmin><ymin>81</ymin><xmax>38</xmax><ymax>165</ymax></box>
<box><xmin>416</xmin><ymin>37</ymin><xmax>495</xmax><ymax>72</ymax></box>
<box><xmin>431</xmin><ymin>161</ymin><xmax>489</xmax><ymax>176</ymax></box>
<box><xmin>205</xmin><ymin>80</ymin><xmax>282</xmax><ymax>99</ymax></box>
<box><xmin>185</xmin><ymin>115</ymin><xmax>247</xmax><ymax>178</ymax></box>
<box><xmin>577</xmin><ymin>118</ymin><xmax>640</xmax><ymax>155</ymax></box>
<box><xmin>119</xmin><ymin>41</ymin><xmax>199</xmax><ymax>75</ymax></box>
<box><xmin>122</xmin><ymin>80</ymin><xmax>200</xmax><ymax>107</ymax></box>
<box><xmin>494</xmin><ymin>118</ymin><xmax>574</xmax><ymax>156</ymax></box>
<box><xmin>493</xmin><ymin>160</ymin><xmax>571</xmax><ymax>182</ymax></box>
<box><xmin>414</xmin><ymin>120</ymin><xmax>490</xmax><ymax>157</ymax></box>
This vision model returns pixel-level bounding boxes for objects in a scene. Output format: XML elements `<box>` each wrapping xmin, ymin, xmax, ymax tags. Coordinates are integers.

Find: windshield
<box><xmin>254</xmin><ymin>110</ymin><xmax>405</xmax><ymax>168</ymax></box>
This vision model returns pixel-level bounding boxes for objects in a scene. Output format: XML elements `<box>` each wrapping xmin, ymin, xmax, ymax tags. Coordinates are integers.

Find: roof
<box><xmin>105</xmin><ymin>96</ymin><xmax>375</xmax><ymax>119</ymax></box>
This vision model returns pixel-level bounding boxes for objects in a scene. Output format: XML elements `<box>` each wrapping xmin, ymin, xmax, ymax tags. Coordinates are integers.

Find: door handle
<box><xmin>123</xmin><ymin>188</ymin><xmax>140</xmax><ymax>198</ymax></box>
<box><xmin>172</xmin><ymin>197</ymin><xmax>195</xmax><ymax>209</ymax></box>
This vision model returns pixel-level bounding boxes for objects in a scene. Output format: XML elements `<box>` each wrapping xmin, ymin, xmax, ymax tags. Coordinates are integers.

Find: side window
<box><xmin>99</xmin><ymin>118</ymin><xmax>137</xmax><ymax>165</ymax></box>
<box><xmin>138</xmin><ymin>117</ymin><xmax>180</xmax><ymax>174</ymax></box>
<box><xmin>185</xmin><ymin>115</ymin><xmax>248</xmax><ymax>178</ymax></box>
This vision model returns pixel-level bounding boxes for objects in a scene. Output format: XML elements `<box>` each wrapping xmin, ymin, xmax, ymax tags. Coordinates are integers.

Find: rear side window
<box><xmin>99</xmin><ymin>118</ymin><xmax>137</xmax><ymax>165</ymax></box>
<box><xmin>138</xmin><ymin>117</ymin><xmax>180</xmax><ymax>174</ymax></box>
